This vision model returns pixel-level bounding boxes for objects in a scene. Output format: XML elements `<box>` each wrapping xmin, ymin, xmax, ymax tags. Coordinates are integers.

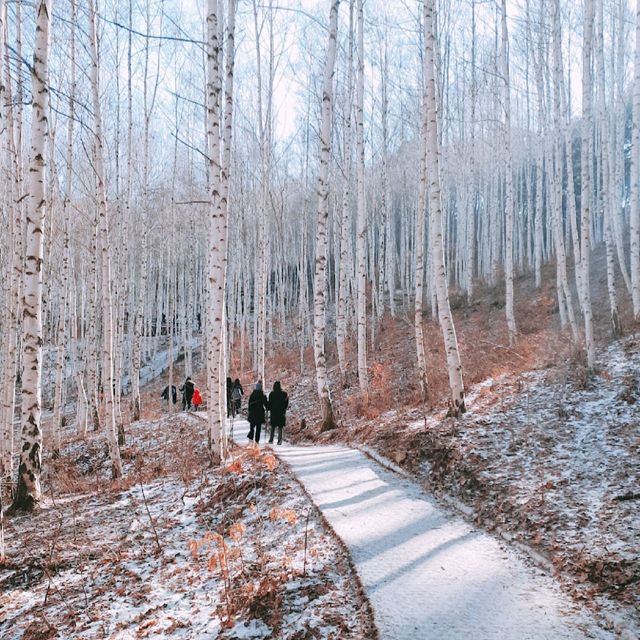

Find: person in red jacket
<box><xmin>192</xmin><ymin>388</ymin><xmax>203</xmax><ymax>411</ymax></box>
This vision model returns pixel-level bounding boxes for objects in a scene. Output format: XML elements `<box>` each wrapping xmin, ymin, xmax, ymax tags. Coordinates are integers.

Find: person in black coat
<box><xmin>247</xmin><ymin>382</ymin><xmax>268</xmax><ymax>442</ymax></box>
<box><xmin>180</xmin><ymin>377</ymin><xmax>195</xmax><ymax>410</ymax></box>
<box><xmin>268</xmin><ymin>381</ymin><xmax>289</xmax><ymax>445</ymax></box>
<box><xmin>226</xmin><ymin>377</ymin><xmax>234</xmax><ymax>417</ymax></box>
<box><xmin>161</xmin><ymin>384</ymin><xmax>177</xmax><ymax>405</ymax></box>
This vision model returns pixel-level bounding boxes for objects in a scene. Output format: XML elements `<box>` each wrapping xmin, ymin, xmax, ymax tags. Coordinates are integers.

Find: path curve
<box><xmin>226</xmin><ymin>417</ymin><xmax>611</xmax><ymax>639</ymax></box>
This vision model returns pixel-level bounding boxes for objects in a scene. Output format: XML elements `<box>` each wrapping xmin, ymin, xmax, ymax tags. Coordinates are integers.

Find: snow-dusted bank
<box><xmin>228</xmin><ymin>417</ymin><xmax>612</xmax><ymax>640</ymax></box>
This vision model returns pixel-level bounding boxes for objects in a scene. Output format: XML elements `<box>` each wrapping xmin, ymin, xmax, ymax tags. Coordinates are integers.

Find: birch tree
<box><xmin>501</xmin><ymin>0</ymin><xmax>517</xmax><ymax>345</ymax></box>
<box><xmin>313</xmin><ymin>0</ymin><xmax>339</xmax><ymax>431</ymax></box>
<box><xmin>355</xmin><ymin>0</ymin><xmax>368</xmax><ymax>399</ymax></box>
<box><xmin>424</xmin><ymin>0</ymin><xmax>466</xmax><ymax>416</ymax></box>
<box><xmin>551</xmin><ymin>0</ymin><xmax>578</xmax><ymax>342</ymax></box>
<box><xmin>217</xmin><ymin>0</ymin><xmax>237</xmax><ymax>457</ymax></box>
<box><xmin>0</xmin><ymin>0</ymin><xmax>18</xmax><ymax>478</ymax></box>
<box><xmin>51</xmin><ymin>0</ymin><xmax>77</xmax><ymax>455</ymax></box>
<box><xmin>88</xmin><ymin>0</ymin><xmax>122</xmax><ymax>478</ymax></box>
<box><xmin>631</xmin><ymin>0</ymin><xmax>640</xmax><ymax>318</ymax></box>
<box><xmin>205</xmin><ymin>0</ymin><xmax>235</xmax><ymax>462</ymax></box>
<box><xmin>336</xmin><ymin>0</ymin><xmax>354</xmax><ymax>382</ymax></box>
<box><xmin>12</xmin><ymin>0</ymin><xmax>52</xmax><ymax>510</ymax></box>
<box><xmin>580</xmin><ymin>0</ymin><xmax>596</xmax><ymax>368</ymax></box>
<box><xmin>415</xmin><ymin>69</ymin><xmax>429</xmax><ymax>402</ymax></box>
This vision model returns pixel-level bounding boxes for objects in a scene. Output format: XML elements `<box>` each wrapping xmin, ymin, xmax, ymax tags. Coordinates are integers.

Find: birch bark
<box><xmin>313</xmin><ymin>0</ymin><xmax>339</xmax><ymax>431</ymax></box>
<box><xmin>215</xmin><ymin>0</ymin><xmax>237</xmax><ymax>459</ymax></box>
<box><xmin>595</xmin><ymin>0</ymin><xmax>620</xmax><ymax>335</ymax></box>
<box><xmin>415</xmin><ymin>80</ymin><xmax>429</xmax><ymax>401</ymax></box>
<box><xmin>0</xmin><ymin>0</ymin><xmax>19</xmax><ymax>478</ymax></box>
<box><xmin>580</xmin><ymin>0</ymin><xmax>596</xmax><ymax>367</ymax></box>
<box><xmin>355</xmin><ymin>0</ymin><xmax>368</xmax><ymax>399</ymax></box>
<box><xmin>551</xmin><ymin>0</ymin><xmax>578</xmax><ymax>343</ymax></box>
<box><xmin>52</xmin><ymin>0</ymin><xmax>76</xmax><ymax>455</ymax></box>
<box><xmin>12</xmin><ymin>0</ymin><xmax>52</xmax><ymax>510</ymax></box>
<box><xmin>88</xmin><ymin>0</ymin><xmax>122</xmax><ymax>478</ymax></box>
<box><xmin>336</xmin><ymin>0</ymin><xmax>354</xmax><ymax>382</ymax></box>
<box><xmin>424</xmin><ymin>0</ymin><xmax>466</xmax><ymax>416</ymax></box>
<box><xmin>630</xmin><ymin>0</ymin><xmax>640</xmax><ymax>317</ymax></box>
<box><xmin>205</xmin><ymin>0</ymin><xmax>225</xmax><ymax>462</ymax></box>
<box><xmin>501</xmin><ymin>0</ymin><xmax>517</xmax><ymax>345</ymax></box>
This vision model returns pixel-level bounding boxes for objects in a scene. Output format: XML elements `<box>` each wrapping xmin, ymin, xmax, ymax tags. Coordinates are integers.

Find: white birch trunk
<box><xmin>216</xmin><ymin>0</ymin><xmax>237</xmax><ymax>459</ymax></box>
<box><xmin>206</xmin><ymin>0</ymin><xmax>225</xmax><ymax>462</ymax></box>
<box><xmin>51</xmin><ymin>0</ymin><xmax>76</xmax><ymax>455</ymax></box>
<box><xmin>0</xmin><ymin>0</ymin><xmax>19</xmax><ymax>478</ymax></box>
<box><xmin>424</xmin><ymin>0</ymin><xmax>465</xmax><ymax>416</ymax></box>
<box><xmin>336</xmin><ymin>0</ymin><xmax>354</xmax><ymax>382</ymax></box>
<box><xmin>12</xmin><ymin>0</ymin><xmax>51</xmax><ymax>510</ymax></box>
<box><xmin>355</xmin><ymin>0</ymin><xmax>368</xmax><ymax>399</ymax></box>
<box><xmin>501</xmin><ymin>0</ymin><xmax>517</xmax><ymax>345</ymax></box>
<box><xmin>580</xmin><ymin>0</ymin><xmax>596</xmax><ymax>368</ymax></box>
<box><xmin>415</xmin><ymin>88</ymin><xmax>429</xmax><ymax>401</ymax></box>
<box><xmin>595</xmin><ymin>0</ymin><xmax>620</xmax><ymax>335</ymax></box>
<box><xmin>551</xmin><ymin>0</ymin><xmax>578</xmax><ymax>343</ymax></box>
<box><xmin>88</xmin><ymin>0</ymin><xmax>122</xmax><ymax>478</ymax></box>
<box><xmin>630</xmin><ymin>0</ymin><xmax>640</xmax><ymax>317</ymax></box>
<box><xmin>313</xmin><ymin>0</ymin><xmax>339</xmax><ymax>431</ymax></box>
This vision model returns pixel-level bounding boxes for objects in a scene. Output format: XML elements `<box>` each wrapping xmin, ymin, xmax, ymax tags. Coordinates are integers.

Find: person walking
<box><xmin>160</xmin><ymin>384</ymin><xmax>177</xmax><ymax>405</ymax></box>
<box><xmin>231</xmin><ymin>378</ymin><xmax>244</xmax><ymax>416</ymax></box>
<box><xmin>192</xmin><ymin>387</ymin><xmax>203</xmax><ymax>411</ymax></box>
<box><xmin>247</xmin><ymin>382</ymin><xmax>268</xmax><ymax>443</ymax></box>
<box><xmin>226</xmin><ymin>377</ymin><xmax>234</xmax><ymax>417</ymax></box>
<box><xmin>180</xmin><ymin>376</ymin><xmax>195</xmax><ymax>411</ymax></box>
<box><xmin>268</xmin><ymin>381</ymin><xmax>289</xmax><ymax>445</ymax></box>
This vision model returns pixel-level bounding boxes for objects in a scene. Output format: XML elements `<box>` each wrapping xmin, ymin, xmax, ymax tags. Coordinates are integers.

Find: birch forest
<box><xmin>1</xmin><ymin>0</ymin><xmax>640</xmax><ymax>636</ymax></box>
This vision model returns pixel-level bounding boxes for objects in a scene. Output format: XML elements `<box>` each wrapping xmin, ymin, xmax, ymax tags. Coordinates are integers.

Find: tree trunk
<box><xmin>336</xmin><ymin>0</ymin><xmax>354</xmax><ymax>383</ymax></box>
<box><xmin>580</xmin><ymin>0</ymin><xmax>596</xmax><ymax>367</ymax></box>
<box><xmin>205</xmin><ymin>0</ymin><xmax>227</xmax><ymax>462</ymax></box>
<box><xmin>313</xmin><ymin>0</ymin><xmax>339</xmax><ymax>432</ymax></box>
<box><xmin>551</xmin><ymin>0</ymin><xmax>579</xmax><ymax>343</ymax></box>
<box><xmin>355</xmin><ymin>0</ymin><xmax>368</xmax><ymax>400</ymax></box>
<box><xmin>424</xmin><ymin>0</ymin><xmax>466</xmax><ymax>416</ymax></box>
<box><xmin>0</xmin><ymin>0</ymin><xmax>20</xmax><ymax>478</ymax></box>
<box><xmin>88</xmin><ymin>0</ymin><xmax>122</xmax><ymax>479</ymax></box>
<box><xmin>631</xmin><ymin>0</ymin><xmax>640</xmax><ymax>317</ymax></box>
<box><xmin>12</xmin><ymin>0</ymin><xmax>52</xmax><ymax>511</ymax></box>
<box><xmin>501</xmin><ymin>0</ymin><xmax>517</xmax><ymax>345</ymax></box>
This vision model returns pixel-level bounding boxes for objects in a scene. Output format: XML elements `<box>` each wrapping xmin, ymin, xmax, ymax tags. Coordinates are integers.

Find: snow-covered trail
<box><xmin>220</xmin><ymin>416</ymin><xmax>611</xmax><ymax>639</ymax></box>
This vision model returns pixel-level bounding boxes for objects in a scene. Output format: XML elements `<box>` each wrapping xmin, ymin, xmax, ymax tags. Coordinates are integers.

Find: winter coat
<box><xmin>247</xmin><ymin>389</ymin><xmax>268</xmax><ymax>424</ymax></box>
<box><xmin>226</xmin><ymin>378</ymin><xmax>234</xmax><ymax>402</ymax></box>
<box><xmin>180</xmin><ymin>378</ymin><xmax>195</xmax><ymax>404</ymax></box>
<box><xmin>268</xmin><ymin>386</ymin><xmax>289</xmax><ymax>427</ymax></box>
<box><xmin>192</xmin><ymin>388</ymin><xmax>203</xmax><ymax>407</ymax></box>
<box><xmin>161</xmin><ymin>385</ymin><xmax>177</xmax><ymax>404</ymax></box>
<box><xmin>231</xmin><ymin>381</ymin><xmax>244</xmax><ymax>404</ymax></box>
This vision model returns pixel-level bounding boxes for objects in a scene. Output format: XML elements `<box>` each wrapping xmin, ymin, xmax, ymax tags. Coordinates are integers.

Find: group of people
<box><xmin>245</xmin><ymin>380</ymin><xmax>289</xmax><ymax>445</ymax></box>
<box><xmin>162</xmin><ymin>374</ymin><xmax>290</xmax><ymax>445</ymax></box>
<box><xmin>226</xmin><ymin>376</ymin><xmax>289</xmax><ymax>444</ymax></box>
<box><xmin>161</xmin><ymin>376</ymin><xmax>203</xmax><ymax>411</ymax></box>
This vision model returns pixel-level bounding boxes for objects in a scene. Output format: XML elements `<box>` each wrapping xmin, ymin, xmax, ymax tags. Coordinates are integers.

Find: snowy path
<box><xmin>223</xmin><ymin>416</ymin><xmax>611</xmax><ymax>639</ymax></box>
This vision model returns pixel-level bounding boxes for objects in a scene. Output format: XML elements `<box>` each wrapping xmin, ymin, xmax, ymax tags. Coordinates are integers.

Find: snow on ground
<box><xmin>228</xmin><ymin>419</ymin><xmax>613</xmax><ymax>640</ymax></box>
<box><xmin>378</xmin><ymin>335</ymin><xmax>640</xmax><ymax>635</ymax></box>
<box><xmin>1</xmin><ymin>412</ymin><xmax>373</xmax><ymax>639</ymax></box>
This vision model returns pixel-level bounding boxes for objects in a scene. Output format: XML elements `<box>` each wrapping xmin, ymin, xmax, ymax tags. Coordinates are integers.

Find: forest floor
<box><xmin>0</xmin><ymin>408</ymin><xmax>375</xmax><ymax>639</ymax></box>
<box><xmin>2</xmin><ymin>254</ymin><xmax>638</xmax><ymax>638</ymax></box>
